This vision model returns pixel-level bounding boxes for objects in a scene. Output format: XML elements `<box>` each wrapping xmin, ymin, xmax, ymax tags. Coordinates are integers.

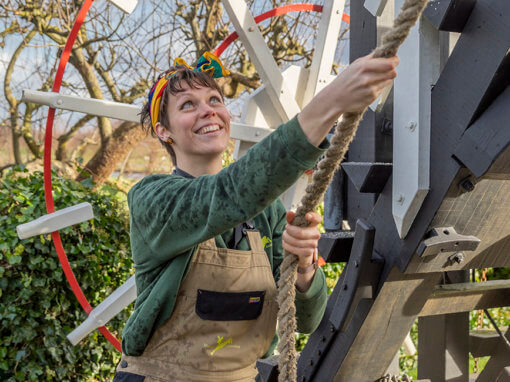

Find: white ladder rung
<box><xmin>17</xmin><ymin>202</ymin><xmax>94</xmax><ymax>239</ymax></box>
<box><xmin>67</xmin><ymin>275</ymin><xmax>137</xmax><ymax>345</ymax></box>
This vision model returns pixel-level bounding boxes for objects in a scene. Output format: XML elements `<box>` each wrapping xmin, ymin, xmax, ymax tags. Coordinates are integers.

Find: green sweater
<box><xmin>122</xmin><ymin>116</ymin><xmax>329</xmax><ymax>356</ymax></box>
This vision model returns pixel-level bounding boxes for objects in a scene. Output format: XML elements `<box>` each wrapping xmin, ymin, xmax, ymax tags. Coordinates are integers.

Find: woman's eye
<box><xmin>210</xmin><ymin>96</ymin><xmax>221</xmax><ymax>104</ymax></box>
<box><xmin>181</xmin><ymin>101</ymin><xmax>193</xmax><ymax>110</ymax></box>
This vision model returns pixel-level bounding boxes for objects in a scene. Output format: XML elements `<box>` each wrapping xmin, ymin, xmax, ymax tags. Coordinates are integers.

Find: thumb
<box><xmin>286</xmin><ymin>211</ymin><xmax>295</xmax><ymax>224</ymax></box>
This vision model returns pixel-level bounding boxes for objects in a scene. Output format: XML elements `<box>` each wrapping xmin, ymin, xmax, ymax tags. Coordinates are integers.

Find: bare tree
<box><xmin>1</xmin><ymin>0</ymin><xmax>324</xmax><ymax>185</ymax></box>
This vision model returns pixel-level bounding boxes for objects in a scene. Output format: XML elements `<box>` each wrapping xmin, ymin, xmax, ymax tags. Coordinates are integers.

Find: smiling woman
<box><xmin>140</xmin><ymin>64</ymin><xmax>227</xmax><ymax>169</ymax></box>
<box><xmin>115</xmin><ymin>50</ymin><xmax>398</xmax><ymax>381</ymax></box>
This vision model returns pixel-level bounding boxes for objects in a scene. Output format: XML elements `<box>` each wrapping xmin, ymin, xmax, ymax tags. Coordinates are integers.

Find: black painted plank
<box><xmin>342</xmin><ymin>162</ymin><xmax>392</xmax><ymax>193</ymax></box>
<box><xmin>433</xmin><ymin>0</ymin><xmax>510</xmax><ymax>134</ymax></box>
<box><xmin>370</xmin><ymin>0</ymin><xmax>510</xmax><ymax>272</ymax></box>
<box><xmin>349</xmin><ymin>0</ymin><xmax>376</xmax><ymax>62</ymax></box>
<box><xmin>318</xmin><ymin>230</ymin><xmax>354</xmax><ymax>263</ymax></box>
<box><xmin>297</xmin><ymin>1</ymin><xmax>510</xmax><ymax>381</ymax></box>
<box><xmin>455</xmin><ymin>86</ymin><xmax>510</xmax><ymax>177</ymax></box>
<box><xmin>424</xmin><ymin>0</ymin><xmax>476</xmax><ymax>32</ymax></box>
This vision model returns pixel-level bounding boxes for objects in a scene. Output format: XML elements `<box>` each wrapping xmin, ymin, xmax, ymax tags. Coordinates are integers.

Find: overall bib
<box><xmin>116</xmin><ymin>230</ymin><xmax>278</xmax><ymax>381</ymax></box>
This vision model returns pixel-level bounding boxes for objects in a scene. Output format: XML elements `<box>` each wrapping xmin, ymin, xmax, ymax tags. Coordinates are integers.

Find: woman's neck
<box><xmin>174</xmin><ymin>155</ymin><xmax>223</xmax><ymax>177</ymax></box>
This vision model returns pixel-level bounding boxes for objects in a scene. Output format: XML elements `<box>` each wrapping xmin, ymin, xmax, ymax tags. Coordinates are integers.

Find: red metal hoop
<box><xmin>43</xmin><ymin>2</ymin><xmax>348</xmax><ymax>351</ymax></box>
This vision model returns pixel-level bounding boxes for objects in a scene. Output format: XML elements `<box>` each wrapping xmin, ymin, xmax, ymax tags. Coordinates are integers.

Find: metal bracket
<box><xmin>416</xmin><ymin>227</ymin><xmax>480</xmax><ymax>257</ymax></box>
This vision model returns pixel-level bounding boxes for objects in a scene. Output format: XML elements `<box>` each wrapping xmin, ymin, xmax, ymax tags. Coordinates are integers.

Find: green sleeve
<box><xmin>128</xmin><ymin>116</ymin><xmax>328</xmax><ymax>274</ymax></box>
<box><xmin>295</xmin><ymin>268</ymin><xmax>328</xmax><ymax>333</ymax></box>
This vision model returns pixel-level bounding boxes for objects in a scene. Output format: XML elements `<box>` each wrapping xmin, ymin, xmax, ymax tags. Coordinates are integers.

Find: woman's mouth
<box><xmin>196</xmin><ymin>124</ymin><xmax>221</xmax><ymax>135</ymax></box>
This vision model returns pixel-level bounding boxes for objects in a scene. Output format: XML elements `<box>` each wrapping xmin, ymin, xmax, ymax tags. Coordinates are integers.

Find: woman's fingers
<box><xmin>282</xmin><ymin>239</ymin><xmax>316</xmax><ymax>258</ymax></box>
<box><xmin>282</xmin><ymin>229</ymin><xmax>319</xmax><ymax>249</ymax></box>
<box><xmin>305</xmin><ymin>212</ymin><xmax>322</xmax><ymax>226</ymax></box>
<box><xmin>282</xmin><ymin>211</ymin><xmax>322</xmax><ymax>260</ymax></box>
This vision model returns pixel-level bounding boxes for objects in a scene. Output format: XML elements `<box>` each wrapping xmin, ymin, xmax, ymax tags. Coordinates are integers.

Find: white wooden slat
<box><xmin>302</xmin><ymin>0</ymin><xmax>347</xmax><ymax>105</ymax></box>
<box><xmin>107</xmin><ymin>0</ymin><xmax>138</xmax><ymax>14</ymax></box>
<box><xmin>392</xmin><ymin>11</ymin><xmax>441</xmax><ymax>238</ymax></box>
<box><xmin>220</xmin><ymin>0</ymin><xmax>301</xmax><ymax>123</ymax></box>
<box><xmin>67</xmin><ymin>275</ymin><xmax>136</xmax><ymax>345</ymax></box>
<box><xmin>22</xmin><ymin>89</ymin><xmax>272</xmax><ymax>144</ymax></box>
<box><xmin>22</xmin><ymin>89</ymin><xmax>140</xmax><ymax>122</ymax></box>
<box><xmin>17</xmin><ymin>202</ymin><xmax>94</xmax><ymax>239</ymax></box>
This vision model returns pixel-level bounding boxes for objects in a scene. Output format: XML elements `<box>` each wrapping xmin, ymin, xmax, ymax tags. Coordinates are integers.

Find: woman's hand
<box><xmin>298</xmin><ymin>53</ymin><xmax>399</xmax><ymax>146</ymax></box>
<box><xmin>282</xmin><ymin>211</ymin><xmax>322</xmax><ymax>292</ymax></box>
<box><xmin>332</xmin><ymin>54</ymin><xmax>399</xmax><ymax>113</ymax></box>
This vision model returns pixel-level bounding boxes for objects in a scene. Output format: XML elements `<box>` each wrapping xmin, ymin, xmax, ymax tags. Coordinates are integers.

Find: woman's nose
<box><xmin>199</xmin><ymin>102</ymin><xmax>216</xmax><ymax>117</ymax></box>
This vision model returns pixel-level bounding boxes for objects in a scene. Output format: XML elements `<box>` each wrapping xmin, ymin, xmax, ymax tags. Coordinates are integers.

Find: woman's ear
<box><xmin>155</xmin><ymin>122</ymin><xmax>173</xmax><ymax>142</ymax></box>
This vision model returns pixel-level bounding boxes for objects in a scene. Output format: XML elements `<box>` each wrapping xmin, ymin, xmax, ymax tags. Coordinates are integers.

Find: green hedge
<box><xmin>0</xmin><ymin>167</ymin><xmax>133</xmax><ymax>381</ymax></box>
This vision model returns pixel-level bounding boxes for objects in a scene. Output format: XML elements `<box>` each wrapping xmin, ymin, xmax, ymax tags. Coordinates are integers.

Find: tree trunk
<box><xmin>77</xmin><ymin>121</ymin><xmax>145</xmax><ymax>186</ymax></box>
<box><xmin>11</xmin><ymin>117</ymin><xmax>23</xmax><ymax>165</ymax></box>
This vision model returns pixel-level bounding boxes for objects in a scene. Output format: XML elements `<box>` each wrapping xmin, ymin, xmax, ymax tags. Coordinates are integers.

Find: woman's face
<box><xmin>162</xmin><ymin>82</ymin><xmax>230</xmax><ymax>165</ymax></box>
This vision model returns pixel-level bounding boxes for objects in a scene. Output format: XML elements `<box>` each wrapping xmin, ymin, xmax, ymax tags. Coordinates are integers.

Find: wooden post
<box><xmin>418</xmin><ymin>271</ymin><xmax>470</xmax><ymax>382</ymax></box>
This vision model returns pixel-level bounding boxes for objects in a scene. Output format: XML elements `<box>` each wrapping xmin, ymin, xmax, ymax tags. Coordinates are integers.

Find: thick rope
<box><xmin>276</xmin><ymin>0</ymin><xmax>430</xmax><ymax>380</ymax></box>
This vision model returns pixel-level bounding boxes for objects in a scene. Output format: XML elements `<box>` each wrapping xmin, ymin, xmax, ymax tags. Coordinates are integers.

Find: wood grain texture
<box><xmin>406</xmin><ymin>167</ymin><xmax>510</xmax><ymax>273</ymax></box>
<box><xmin>419</xmin><ymin>281</ymin><xmax>510</xmax><ymax>316</ymax></box>
<box><xmin>333</xmin><ymin>268</ymin><xmax>442</xmax><ymax>382</ymax></box>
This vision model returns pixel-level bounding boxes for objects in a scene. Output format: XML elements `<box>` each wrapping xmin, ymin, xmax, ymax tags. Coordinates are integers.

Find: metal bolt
<box><xmin>309</xmin><ymin>360</ymin><xmax>314</xmax><ymax>366</ymax></box>
<box><xmin>381</xmin><ymin>119</ymin><xmax>393</xmax><ymax>135</ymax></box>
<box><xmin>336</xmin><ymin>9</ymin><xmax>340</xmax><ymax>14</ymax></box>
<box><xmin>56</xmin><ymin>99</ymin><xmax>63</xmax><ymax>105</ymax></box>
<box><xmin>406</xmin><ymin>121</ymin><xmax>417</xmax><ymax>131</ymax></box>
<box><xmin>449</xmin><ymin>252</ymin><xmax>465</xmax><ymax>264</ymax></box>
<box><xmin>396</xmin><ymin>195</ymin><xmax>405</xmax><ymax>205</ymax></box>
<box><xmin>343</xmin><ymin>284</ymin><xmax>348</xmax><ymax>290</ymax></box>
<box><xmin>248</xmin><ymin>27</ymin><xmax>254</xmax><ymax>32</ymax></box>
<box><xmin>321</xmin><ymin>336</ymin><xmax>326</xmax><ymax>342</ymax></box>
<box><xmin>354</xmin><ymin>261</ymin><xmax>359</xmax><ymax>268</ymax></box>
<box><xmin>317</xmin><ymin>350</ymin><xmax>322</xmax><ymax>356</ymax></box>
<box><xmin>255</xmin><ymin>131</ymin><xmax>260</xmax><ymax>137</ymax></box>
<box><xmin>330</xmin><ymin>324</ymin><xmax>335</xmax><ymax>333</ymax></box>
<box><xmin>460</xmin><ymin>179</ymin><xmax>475</xmax><ymax>192</ymax></box>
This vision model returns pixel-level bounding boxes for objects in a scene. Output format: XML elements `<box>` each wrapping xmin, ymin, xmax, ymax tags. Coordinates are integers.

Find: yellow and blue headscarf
<box><xmin>148</xmin><ymin>51</ymin><xmax>230</xmax><ymax>131</ymax></box>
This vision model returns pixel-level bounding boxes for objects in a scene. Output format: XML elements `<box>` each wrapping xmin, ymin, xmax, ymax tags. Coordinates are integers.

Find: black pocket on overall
<box><xmin>195</xmin><ymin>289</ymin><xmax>265</xmax><ymax>321</ymax></box>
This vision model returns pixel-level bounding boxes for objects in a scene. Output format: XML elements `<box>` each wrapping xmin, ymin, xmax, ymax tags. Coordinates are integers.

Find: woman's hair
<box><xmin>140</xmin><ymin>66</ymin><xmax>225</xmax><ymax>166</ymax></box>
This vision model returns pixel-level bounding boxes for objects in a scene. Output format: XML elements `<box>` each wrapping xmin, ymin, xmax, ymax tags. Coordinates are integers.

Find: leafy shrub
<box><xmin>0</xmin><ymin>167</ymin><xmax>133</xmax><ymax>381</ymax></box>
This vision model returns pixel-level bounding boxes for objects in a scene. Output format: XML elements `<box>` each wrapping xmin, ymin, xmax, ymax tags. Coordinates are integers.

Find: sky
<box><xmin>1</xmin><ymin>0</ymin><xmax>351</xmax><ymax>132</ymax></box>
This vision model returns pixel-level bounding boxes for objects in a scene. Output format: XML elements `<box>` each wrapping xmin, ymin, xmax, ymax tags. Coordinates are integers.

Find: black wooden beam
<box><xmin>370</xmin><ymin>0</ymin><xmax>510</xmax><ymax>273</ymax></box>
<box><xmin>342</xmin><ymin>162</ymin><xmax>392</xmax><ymax>193</ymax></box>
<box><xmin>455</xmin><ymin>86</ymin><xmax>510</xmax><ymax>177</ymax></box>
<box><xmin>423</xmin><ymin>0</ymin><xmax>477</xmax><ymax>32</ymax></box>
<box><xmin>318</xmin><ymin>231</ymin><xmax>354</xmax><ymax>263</ymax></box>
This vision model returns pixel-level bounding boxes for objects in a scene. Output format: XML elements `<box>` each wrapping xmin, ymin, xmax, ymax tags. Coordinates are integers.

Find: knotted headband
<box><xmin>148</xmin><ymin>51</ymin><xmax>230</xmax><ymax>131</ymax></box>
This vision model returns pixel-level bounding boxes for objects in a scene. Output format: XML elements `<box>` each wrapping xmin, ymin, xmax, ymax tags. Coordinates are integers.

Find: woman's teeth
<box><xmin>198</xmin><ymin>125</ymin><xmax>220</xmax><ymax>134</ymax></box>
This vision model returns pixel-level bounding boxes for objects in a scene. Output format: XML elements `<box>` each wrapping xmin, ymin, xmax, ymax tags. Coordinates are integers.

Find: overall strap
<box><xmin>233</xmin><ymin>220</ymin><xmax>255</xmax><ymax>249</ymax></box>
<box><xmin>199</xmin><ymin>237</ymin><xmax>217</xmax><ymax>251</ymax></box>
<box><xmin>245</xmin><ymin>230</ymin><xmax>264</xmax><ymax>253</ymax></box>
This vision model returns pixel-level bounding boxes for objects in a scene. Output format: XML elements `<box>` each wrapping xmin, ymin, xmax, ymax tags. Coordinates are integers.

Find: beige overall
<box><xmin>117</xmin><ymin>230</ymin><xmax>278</xmax><ymax>381</ymax></box>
